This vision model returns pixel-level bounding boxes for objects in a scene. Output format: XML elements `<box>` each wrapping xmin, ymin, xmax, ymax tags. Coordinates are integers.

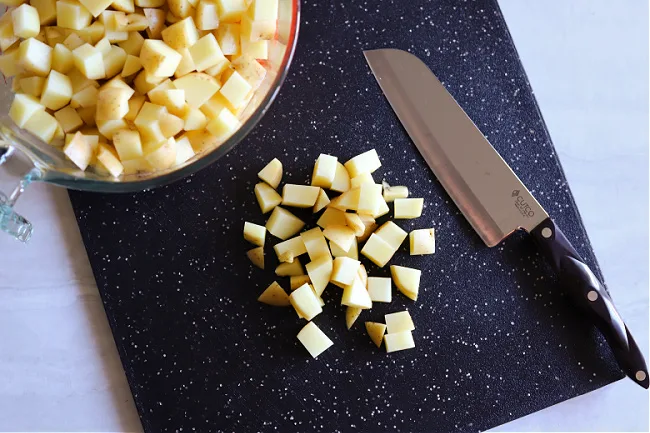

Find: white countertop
<box><xmin>0</xmin><ymin>1</ymin><xmax>647</xmax><ymax>431</ymax></box>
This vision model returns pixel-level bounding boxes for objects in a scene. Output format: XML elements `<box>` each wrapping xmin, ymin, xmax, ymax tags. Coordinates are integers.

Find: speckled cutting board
<box><xmin>68</xmin><ymin>0</ymin><xmax>624</xmax><ymax>431</ymax></box>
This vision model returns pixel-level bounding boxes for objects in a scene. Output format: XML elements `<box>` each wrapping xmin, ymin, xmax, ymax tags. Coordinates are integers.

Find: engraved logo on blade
<box><xmin>512</xmin><ymin>190</ymin><xmax>535</xmax><ymax>218</ymax></box>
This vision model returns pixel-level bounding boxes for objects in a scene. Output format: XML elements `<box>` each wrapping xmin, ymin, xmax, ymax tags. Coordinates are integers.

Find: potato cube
<box><xmin>161</xmin><ymin>16</ymin><xmax>199</xmax><ymax>50</ymax></box>
<box><xmin>182</xmin><ymin>129</ymin><xmax>220</xmax><ymax>152</ymax></box>
<box><xmin>342</xmin><ymin>213</ymin><xmax>363</xmax><ymax>237</ymax></box>
<box><xmin>219</xmin><ymin>70</ymin><xmax>251</xmax><ymax>108</ymax></box>
<box><xmin>77</xmin><ymin>106</ymin><xmax>96</xmax><ymax>126</ymax></box>
<box><xmin>9</xmin><ymin>94</ymin><xmax>44</xmax><ymax>127</ymax></box>
<box><xmin>368</xmin><ymin>277</ymin><xmax>391</xmax><ymax>303</ymax></box>
<box><xmin>331</xmin><ymin>257</ymin><xmax>360</xmax><ymax>286</ymax></box>
<box><xmin>0</xmin><ymin>48</ymin><xmax>20</xmax><ymax>78</ymax></box>
<box><xmin>94</xmin><ymin>37</ymin><xmax>111</xmax><ymax>55</ymax></box>
<box><xmin>121</xmin><ymin>54</ymin><xmax>142</xmax><ymax>77</ymax></box>
<box><xmin>12</xmin><ymin>4</ymin><xmax>40</xmax><ymax>39</ymax></box>
<box><xmin>18</xmin><ymin>76</ymin><xmax>45</xmax><ymax>97</ymax></box>
<box><xmin>96</xmin><ymin>117</ymin><xmax>127</xmax><ymax>139</ymax></box>
<box><xmin>118</xmin><ymin>31</ymin><xmax>145</xmax><ymax>56</ymax></box>
<box><xmin>231</xmin><ymin>55</ymin><xmax>265</xmax><ymax>89</ymax></box>
<box><xmin>18</xmin><ymin>38</ymin><xmax>52</xmax><ymax>76</ymax></box>
<box><xmin>72</xmin><ymin>43</ymin><xmax>105</xmax><ymax>79</ymax></box>
<box><xmin>365</xmin><ymin>322</ymin><xmax>387</xmax><ymax>348</ymax></box>
<box><xmin>173</xmin><ymin>72</ymin><xmax>220</xmax><ymax>108</ymax></box>
<box><xmin>174</xmin><ymin>47</ymin><xmax>196</xmax><ymax>78</ymax></box>
<box><xmin>143</xmin><ymin>7</ymin><xmax>165</xmax><ymax>38</ymax></box>
<box><xmin>240</xmin><ymin>37</ymin><xmax>268</xmax><ymax>59</ymax></box>
<box><xmin>22</xmin><ymin>110</ymin><xmax>56</xmax><ymax>144</ymax></box>
<box><xmin>240</xmin><ymin>14</ymin><xmax>274</xmax><ymax>42</ymax></box>
<box><xmin>96</xmin><ymin>144</ymin><xmax>124</xmax><ymax>177</ymax></box>
<box><xmin>247</xmin><ymin>0</ymin><xmax>278</xmax><ymax>20</ymax></box>
<box><xmin>140</xmin><ymin>39</ymin><xmax>182</xmax><ymax>78</ymax></box>
<box><xmin>96</xmin><ymin>87</ymin><xmax>130</xmax><ymax>119</ymax></box>
<box><xmin>216</xmin><ymin>0</ymin><xmax>246</xmax><ymax>22</ymax></box>
<box><xmin>273</xmin><ymin>235</ymin><xmax>306</xmax><ymax>263</ymax></box>
<box><xmin>329</xmin><ymin>238</ymin><xmax>358</xmax><ymax>261</ymax></box>
<box><xmin>297</xmin><ymin>322</ymin><xmax>332</xmax><ymax>358</ymax></box>
<box><xmin>122</xmin><ymin>94</ymin><xmax>145</xmax><ymax>122</ymax></box>
<box><xmin>149</xmin><ymin>89</ymin><xmax>185</xmax><ymax>116</ymax></box>
<box><xmin>351</xmin><ymin>172</ymin><xmax>374</xmax><ymax>189</ymax></box>
<box><xmin>174</xmin><ymin>135</ymin><xmax>195</xmax><ymax>165</ymax></box>
<box><xmin>410</xmin><ymin>228</ymin><xmax>435</xmax><ymax>255</ymax></box>
<box><xmin>79</xmin><ymin>0</ymin><xmax>112</xmax><ymax>17</ymax></box>
<box><xmin>313</xmin><ymin>189</ymin><xmax>330</xmax><ymax>213</ymax></box>
<box><xmin>361</xmin><ymin>233</ymin><xmax>396</xmax><ymax>267</ymax></box>
<box><xmin>390</xmin><ymin>265</ymin><xmax>420</xmax><ymax>301</ymax></box>
<box><xmin>344</xmin><ymin>149</ymin><xmax>381</xmax><ymax>178</ymax></box>
<box><xmin>195</xmin><ymin>0</ymin><xmax>219</xmax><ymax>30</ymax></box>
<box><xmin>385</xmin><ymin>311</ymin><xmax>415</xmax><ymax>334</ymax></box>
<box><xmin>357</xmin><ymin>183</ymin><xmax>382</xmax><ymax>215</ymax></box>
<box><xmin>205</xmin><ymin>107</ymin><xmax>239</xmax><ymax>137</ymax></box>
<box><xmin>51</xmin><ymin>44</ymin><xmax>74</xmax><ymax>74</ymax></box>
<box><xmin>31</xmin><ymin>0</ymin><xmax>57</xmax><ymax>25</ymax></box>
<box><xmin>258</xmin><ymin>281</ymin><xmax>290</xmax><ymax>306</ymax></box>
<box><xmin>177</xmin><ymin>106</ymin><xmax>204</xmax><ymax>130</ymax></box>
<box><xmin>121</xmin><ymin>157</ymin><xmax>153</xmax><ymax>174</ymax></box>
<box><xmin>168</xmin><ymin>0</ymin><xmax>192</xmax><ymax>18</ymax></box>
<box><xmin>78</xmin><ymin>21</ymin><xmax>105</xmax><ymax>44</ymax></box>
<box><xmin>216</xmin><ymin>23</ymin><xmax>240</xmax><ymax>55</ymax></box>
<box><xmin>290</xmin><ymin>275</ymin><xmax>310</xmax><ymax>290</ymax></box>
<box><xmin>344</xmin><ymin>306</ymin><xmax>361</xmax><ymax>329</ymax></box>
<box><xmin>104</xmin><ymin>46</ymin><xmax>127</xmax><ymax>78</ymax></box>
<box><xmin>316</xmin><ymin>207</ymin><xmax>346</xmax><ymax>229</ymax></box>
<box><xmin>112</xmin><ymin>129</ymin><xmax>143</xmax><ymax>160</ymax></box>
<box><xmin>159</xmin><ymin>113</ymin><xmax>184</xmax><ymax>138</ymax></box>
<box><xmin>300</xmin><ymin>227</ymin><xmax>331</xmax><ymax>261</ymax></box>
<box><xmin>373</xmin><ymin>196</ymin><xmax>390</xmax><ymax>219</ymax></box>
<box><xmin>0</xmin><ymin>14</ymin><xmax>18</xmax><ymax>53</ymax></box>
<box><xmin>281</xmin><ymin>184</ymin><xmax>320</xmax><ymax>208</ymax></box>
<box><xmin>330</xmin><ymin>161</ymin><xmax>350</xmax><ymax>193</ymax></box>
<box><xmin>257</xmin><ymin>158</ymin><xmax>282</xmax><ymax>188</ymax></box>
<box><xmin>357</xmin><ymin>214</ymin><xmax>377</xmax><ymax>241</ymax></box>
<box><xmin>100</xmin><ymin>10</ymin><xmax>128</xmax><ymax>42</ymax></box>
<box><xmin>70</xmin><ymin>85</ymin><xmax>99</xmax><ymax>108</ymax></box>
<box><xmin>383</xmin><ymin>185</ymin><xmax>409</xmax><ymax>202</ymax></box>
<box><xmin>112</xmin><ymin>0</ymin><xmax>135</xmax><ymax>12</ymax></box>
<box><xmin>384</xmin><ymin>331</ymin><xmax>415</xmax><ymax>353</ymax></box>
<box><xmin>39</xmin><ymin>70</ymin><xmax>72</xmax><ymax>110</ymax></box>
<box><xmin>54</xmin><ymin>106</ymin><xmax>83</xmax><ymax>132</ymax></box>
<box><xmin>394</xmin><ymin>198</ymin><xmax>424</xmax><ymax>219</ymax></box>
<box><xmin>341</xmin><ymin>277</ymin><xmax>372</xmax><ymax>309</ymax></box>
<box><xmin>62</xmin><ymin>33</ymin><xmax>85</xmax><ymax>51</ymax></box>
<box><xmin>135</xmin><ymin>0</ymin><xmax>164</xmax><ymax>6</ymax></box>
<box><xmin>265</xmin><ymin>206</ymin><xmax>303</xmax><ymax>240</ymax></box>
<box><xmin>308</xmin><ymin>154</ymin><xmax>337</xmax><ymax>189</ymax></box>
<box><xmin>323</xmin><ymin>225</ymin><xmax>355</xmax><ymax>253</ymax></box>
<box><xmin>305</xmin><ymin>256</ymin><xmax>333</xmax><ymax>296</ymax></box>
<box><xmin>328</xmin><ymin>187</ymin><xmax>359</xmax><ymax>211</ymax></box>
<box><xmin>189</xmin><ymin>33</ymin><xmax>225</xmax><ymax>71</ymax></box>
<box><xmin>133</xmin><ymin>101</ymin><xmax>166</xmax><ymax>141</ymax></box>
<box><xmin>63</xmin><ymin>131</ymin><xmax>93</xmax><ymax>169</ymax></box>
<box><xmin>57</xmin><ymin>0</ymin><xmax>92</xmax><ymax>30</ymax></box>
<box><xmin>275</xmin><ymin>260</ymin><xmax>303</xmax><ymax>277</ymax></box>
<box><xmin>254</xmin><ymin>182</ymin><xmax>282</xmax><ymax>214</ymax></box>
<box><xmin>375</xmin><ymin>221</ymin><xmax>407</xmax><ymax>250</ymax></box>
<box><xmin>290</xmin><ymin>284</ymin><xmax>323</xmax><ymax>321</ymax></box>
<box><xmin>243</xmin><ymin>221</ymin><xmax>266</xmax><ymax>247</ymax></box>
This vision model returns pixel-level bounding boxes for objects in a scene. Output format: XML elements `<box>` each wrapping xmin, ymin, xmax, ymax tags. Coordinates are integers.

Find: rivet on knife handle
<box><xmin>531</xmin><ymin>218</ymin><xmax>649</xmax><ymax>389</ymax></box>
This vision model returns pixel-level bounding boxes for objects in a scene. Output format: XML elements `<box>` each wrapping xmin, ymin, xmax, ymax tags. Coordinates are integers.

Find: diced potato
<box><xmin>410</xmin><ymin>228</ymin><xmax>435</xmax><ymax>255</ymax></box>
<box><xmin>100</xmin><ymin>10</ymin><xmax>127</xmax><ymax>41</ymax></box>
<box><xmin>169</xmin><ymin>0</ymin><xmax>193</xmax><ymax>18</ymax></box>
<box><xmin>346</xmin><ymin>307</ymin><xmax>361</xmax><ymax>330</ymax></box>
<box><xmin>135</xmin><ymin>0</ymin><xmax>164</xmax><ymax>6</ymax></box>
<box><xmin>121</xmin><ymin>54</ymin><xmax>142</xmax><ymax>77</ymax></box>
<box><xmin>31</xmin><ymin>0</ymin><xmax>57</xmax><ymax>25</ymax></box>
<box><xmin>96</xmin><ymin>117</ymin><xmax>127</xmax><ymax>139</ymax></box>
<box><xmin>290</xmin><ymin>275</ymin><xmax>310</xmax><ymax>290</ymax></box>
<box><xmin>350</xmin><ymin>172</ymin><xmax>374</xmax><ymax>188</ymax></box>
<box><xmin>143</xmin><ymin>7</ymin><xmax>165</xmax><ymax>38</ymax></box>
<box><xmin>183</xmin><ymin>129</ymin><xmax>220</xmax><ymax>152</ymax></box>
<box><xmin>22</xmin><ymin>109</ymin><xmax>57</xmax><ymax>143</ymax></box>
<box><xmin>0</xmin><ymin>13</ymin><xmax>19</xmax><ymax>53</ymax></box>
<box><xmin>70</xmin><ymin>85</ymin><xmax>98</xmax><ymax>108</ymax></box>
<box><xmin>367</xmin><ymin>277</ymin><xmax>391</xmax><ymax>303</ymax></box>
<box><xmin>9</xmin><ymin>93</ymin><xmax>44</xmax><ymax>127</ymax></box>
<box><xmin>384</xmin><ymin>331</ymin><xmax>415</xmax><ymax>353</ymax></box>
<box><xmin>357</xmin><ymin>264</ymin><xmax>368</xmax><ymax>288</ymax></box>
<box><xmin>273</xmin><ymin>236</ymin><xmax>305</xmax><ymax>264</ymax></box>
<box><xmin>159</xmin><ymin>113</ymin><xmax>184</xmax><ymax>138</ymax></box>
<box><xmin>323</xmin><ymin>225</ymin><xmax>355</xmax><ymax>253</ymax></box>
<box><xmin>205</xmin><ymin>107</ymin><xmax>239</xmax><ymax>137</ymax></box>
<box><xmin>342</xmin><ymin>213</ymin><xmax>363</xmax><ymax>237</ymax></box>
<box><xmin>63</xmin><ymin>32</ymin><xmax>85</xmax><ymax>50</ymax></box>
<box><xmin>77</xmin><ymin>105</ymin><xmax>96</xmax><ymax>126</ymax></box>
<box><xmin>361</xmin><ymin>233</ymin><xmax>396</xmax><ymax>268</ymax></box>
<box><xmin>240</xmin><ymin>14</ymin><xmax>274</xmax><ymax>42</ymax></box>
<box><xmin>96</xmin><ymin>87</ymin><xmax>130</xmax><ymax>119</ymax></box>
<box><xmin>19</xmin><ymin>37</ymin><xmax>53</xmax><ymax>76</ymax></box>
<box><xmin>38</xmin><ymin>70</ymin><xmax>72</xmax><ymax>110</ymax></box>
<box><xmin>112</xmin><ymin>129</ymin><xmax>143</xmax><ymax>160</ymax></box>
<box><xmin>173</xmin><ymin>72</ymin><xmax>221</xmax><ymax>107</ymax></box>
<box><xmin>310</xmin><ymin>153</ymin><xmax>337</xmax><ymax>189</ymax></box>
<box><xmin>103</xmin><ymin>46</ymin><xmax>127</xmax><ymax>78</ymax></box>
<box><xmin>112</xmin><ymin>0</ymin><xmax>135</xmax><ymax>12</ymax></box>
<box><xmin>12</xmin><ymin>4</ymin><xmax>40</xmax><ymax>38</ymax></box>
<box><xmin>57</xmin><ymin>0</ymin><xmax>92</xmax><ymax>30</ymax></box>
<box><xmin>258</xmin><ymin>281</ymin><xmax>291</xmax><ymax>306</ymax></box>
<box><xmin>246</xmin><ymin>246</ymin><xmax>264</xmax><ymax>269</ymax></box>
<box><xmin>383</xmin><ymin>184</ymin><xmax>409</xmax><ymax>202</ymax></box>
<box><xmin>275</xmin><ymin>260</ymin><xmax>303</xmax><ymax>277</ymax></box>
<box><xmin>390</xmin><ymin>265</ymin><xmax>420</xmax><ymax>301</ymax></box>
<box><xmin>94</xmin><ymin>144</ymin><xmax>122</xmax><ymax>177</ymax></box>
<box><xmin>247</xmin><ymin>0</ymin><xmax>278</xmax><ymax>20</ymax></box>
<box><xmin>78</xmin><ymin>20</ymin><xmax>105</xmax><ymax>44</ymax></box>
<box><xmin>313</xmin><ymin>189</ymin><xmax>330</xmax><ymax>213</ymax></box>
<box><xmin>329</xmin><ymin>238</ymin><xmax>358</xmax><ymax>261</ymax></box>
<box><xmin>140</xmin><ymin>39</ymin><xmax>182</xmax><ymax>78</ymax></box>
<box><xmin>219</xmin><ymin>69</ymin><xmax>251</xmax><ymax>108</ymax></box>
<box><xmin>300</xmin><ymin>227</ymin><xmax>330</xmax><ymax>261</ymax></box>
<box><xmin>121</xmin><ymin>94</ymin><xmax>144</xmax><ymax>122</ymax></box>
<box><xmin>51</xmin><ymin>43</ymin><xmax>74</xmax><ymax>73</ymax></box>
<box><xmin>118</xmin><ymin>31</ymin><xmax>145</xmax><ymax>55</ymax></box>
<box><xmin>215</xmin><ymin>0</ymin><xmax>246</xmax><ymax>22</ymax></box>
<box><xmin>231</xmin><ymin>54</ymin><xmax>266</xmax><ymax>89</ymax></box>
<box><xmin>290</xmin><ymin>284</ymin><xmax>322</xmax><ymax>321</ymax></box>
<box><xmin>341</xmin><ymin>277</ymin><xmax>372</xmax><ymax>309</ymax></box>
<box><xmin>257</xmin><ymin>157</ymin><xmax>281</xmax><ymax>188</ymax></box>
<box><xmin>144</xmin><ymin>136</ymin><xmax>177</xmax><ymax>169</ymax></box>
<box><xmin>161</xmin><ymin>16</ymin><xmax>199</xmax><ymax>50</ymax></box>
<box><xmin>77</xmin><ymin>0</ymin><xmax>112</xmax><ymax>17</ymax></box>
<box><xmin>329</xmin><ymin>161</ymin><xmax>350</xmax><ymax>193</ymax></box>
<box><xmin>243</xmin><ymin>221</ymin><xmax>266</xmax><ymax>247</ymax></box>
<box><xmin>373</xmin><ymin>196</ymin><xmax>390</xmax><ymax>219</ymax></box>
<box><xmin>253</xmin><ymin>182</ymin><xmax>281</xmax><ymax>214</ymax></box>
<box><xmin>365</xmin><ymin>322</ymin><xmax>387</xmax><ymax>348</ymax></box>
<box><xmin>18</xmin><ymin>76</ymin><xmax>45</xmax><ymax>97</ymax></box>
<box><xmin>54</xmin><ymin>105</ymin><xmax>83</xmax><ymax>132</ymax></box>
<box><xmin>375</xmin><ymin>221</ymin><xmax>407</xmax><ymax>250</ymax></box>
<box><xmin>344</xmin><ymin>149</ymin><xmax>381</xmax><ymax>178</ymax></box>
<box><xmin>195</xmin><ymin>0</ymin><xmax>219</xmax><ymax>30</ymax></box>
<box><xmin>316</xmin><ymin>207</ymin><xmax>346</xmax><ymax>230</ymax></box>
<box><xmin>394</xmin><ymin>198</ymin><xmax>423</xmax><ymax>219</ymax></box>
<box><xmin>385</xmin><ymin>311</ymin><xmax>415</xmax><ymax>334</ymax></box>
<box><xmin>121</xmin><ymin>157</ymin><xmax>153</xmax><ymax>174</ymax></box>
<box><xmin>174</xmin><ymin>135</ymin><xmax>195</xmax><ymax>165</ymax></box>
<box><xmin>297</xmin><ymin>322</ymin><xmax>332</xmax><ymax>358</ymax></box>
<box><xmin>63</xmin><ymin>131</ymin><xmax>93</xmax><ymax>168</ymax></box>
<box><xmin>189</xmin><ymin>33</ymin><xmax>225</xmax><ymax>72</ymax></box>
<box><xmin>305</xmin><ymin>255</ymin><xmax>332</xmax><ymax>296</ymax></box>
<box><xmin>281</xmin><ymin>184</ymin><xmax>319</xmax><ymax>208</ymax></box>
<box><xmin>72</xmin><ymin>43</ymin><xmax>105</xmax><ymax>79</ymax></box>
<box><xmin>265</xmin><ymin>206</ymin><xmax>303</xmax><ymax>240</ymax></box>
<box><xmin>331</xmin><ymin>257</ymin><xmax>360</xmax><ymax>286</ymax></box>
<box><xmin>0</xmin><ymin>47</ymin><xmax>20</xmax><ymax>78</ymax></box>
<box><xmin>328</xmin><ymin>187</ymin><xmax>359</xmax><ymax>212</ymax></box>
<box><xmin>174</xmin><ymin>47</ymin><xmax>196</xmax><ymax>77</ymax></box>
<box><xmin>240</xmin><ymin>30</ymin><xmax>268</xmax><ymax>59</ymax></box>
<box><xmin>357</xmin><ymin>183</ymin><xmax>382</xmax><ymax>216</ymax></box>
<box><xmin>216</xmin><ymin>22</ymin><xmax>240</xmax><ymax>55</ymax></box>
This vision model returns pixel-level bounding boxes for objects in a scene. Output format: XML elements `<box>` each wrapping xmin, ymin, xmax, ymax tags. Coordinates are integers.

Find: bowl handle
<box><xmin>0</xmin><ymin>146</ymin><xmax>38</xmax><ymax>242</ymax></box>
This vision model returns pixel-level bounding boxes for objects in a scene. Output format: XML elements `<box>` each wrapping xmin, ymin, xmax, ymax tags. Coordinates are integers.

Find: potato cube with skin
<box><xmin>134</xmin><ymin>101</ymin><xmax>166</xmax><ymax>141</ymax></box>
<box><xmin>365</xmin><ymin>322</ymin><xmax>387</xmax><ymax>348</ymax></box>
<box><xmin>258</xmin><ymin>281</ymin><xmax>290</xmax><ymax>306</ymax></box>
<box><xmin>297</xmin><ymin>322</ymin><xmax>332</xmax><ymax>358</ymax></box>
<box><xmin>95</xmin><ymin>37</ymin><xmax>112</xmax><ymax>56</ymax></box>
<box><xmin>410</xmin><ymin>228</ymin><xmax>436</xmax><ymax>255</ymax></box>
<box><xmin>205</xmin><ymin>108</ymin><xmax>240</xmax><ymax>138</ymax></box>
<box><xmin>118</xmin><ymin>31</ymin><xmax>145</xmax><ymax>56</ymax></box>
<box><xmin>266</xmin><ymin>207</ymin><xmax>304</xmax><ymax>240</ymax></box>
<box><xmin>149</xmin><ymin>89</ymin><xmax>185</xmax><ymax>115</ymax></box>
<box><xmin>54</xmin><ymin>106</ymin><xmax>84</xmax><ymax>132</ymax></box>
<box><xmin>216</xmin><ymin>0</ymin><xmax>247</xmax><ymax>22</ymax></box>
<box><xmin>73</xmin><ymin>44</ymin><xmax>105</xmax><ymax>79</ymax></box>
<box><xmin>173</xmin><ymin>73</ymin><xmax>221</xmax><ymax>108</ymax></box>
<box><xmin>243</xmin><ymin>221</ymin><xmax>266</xmax><ymax>247</ymax></box>
<box><xmin>375</xmin><ymin>221</ymin><xmax>408</xmax><ymax>250</ymax></box>
<box><xmin>144</xmin><ymin>137</ymin><xmax>177</xmax><ymax>169</ymax></box>
<box><xmin>323</xmin><ymin>225</ymin><xmax>356</xmax><ymax>253</ymax></box>
<box><xmin>281</xmin><ymin>184</ymin><xmax>320</xmax><ymax>208</ymax></box>
<box><xmin>361</xmin><ymin>233</ymin><xmax>396</xmax><ymax>268</ymax></box>
<box><xmin>300</xmin><ymin>227</ymin><xmax>331</xmax><ymax>261</ymax></box>
<box><xmin>329</xmin><ymin>238</ymin><xmax>358</xmax><ymax>261</ymax></box>
<box><xmin>78</xmin><ymin>21</ymin><xmax>105</xmax><ymax>44</ymax></box>
<box><xmin>343</xmin><ymin>213</ymin><xmax>364</xmax><ymax>237</ymax></box>
<box><xmin>39</xmin><ymin>70</ymin><xmax>72</xmax><ymax>111</ymax></box>
<box><xmin>384</xmin><ymin>331</ymin><xmax>415</xmax><ymax>353</ymax></box>
<box><xmin>254</xmin><ymin>182</ymin><xmax>282</xmax><ymax>214</ymax></box>
<box><xmin>313</xmin><ymin>189</ymin><xmax>330</xmax><ymax>213</ymax></box>
<box><xmin>240</xmin><ymin>14</ymin><xmax>274</xmax><ymax>42</ymax></box>
<box><xmin>341</xmin><ymin>277</ymin><xmax>372</xmax><ymax>309</ymax></box>
<box><xmin>96</xmin><ymin>88</ymin><xmax>130</xmax><ymax>120</ymax></box>
<box><xmin>19</xmin><ymin>77</ymin><xmax>45</xmax><ymax>97</ymax></box>
<box><xmin>63</xmin><ymin>131</ymin><xmax>93</xmax><ymax>169</ymax></box>
<box><xmin>330</xmin><ymin>161</ymin><xmax>350</xmax><ymax>193</ymax></box>
<box><xmin>174</xmin><ymin>136</ymin><xmax>195</xmax><ymax>165</ymax></box>
<box><xmin>31</xmin><ymin>0</ymin><xmax>57</xmax><ymax>25</ymax></box>
<box><xmin>273</xmin><ymin>236</ymin><xmax>306</xmax><ymax>263</ymax></box>
<box><xmin>331</xmin><ymin>257</ymin><xmax>361</xmax><ymax>286</ymax></box>
<box><xmin>290</xmin><ymin>284</ymin><xmax>323</xmax><ymax>321</ymax></box>
<box><xmin>394</xmin><ymin>198</ymin><xmax>424</xmax><ymax>219</ymax></box>
<box><xmin>231</xmin><ymin>54</ymin><xmax>266</xmax><ymax>89</ymax></box>
<box><xmin>275</xmin><ymin>260</ymin><xmax>303</xmax><ymax>277</ymax></box>
<box><xmin>12</xmin><ymin>4</ymin><xmax>40</xmax><ymax>39</ymax></box>
<box><xmin>305</xmin><ymin>256</ymin><xmax>332</xmax><ymax>296</ymax></box>
<box><xmin>112</xmin><ymin>129</ymin><xmax>143</xmax><ymax>160</ymax></box>
<box><xmin>96</xmin><ymin>118</ymin><xmax>127</xmax><ymax>139</ymax></box>
<box><xmin>112</xmin><ymin>0</ymin><xmax>135</xmax><ymax>12</ymax></box>
<box><xmin>123</xmin><ymin>94</ymin><xmax>145</xmax><ymax>122</ymax></box>
<box><xmin>195</xmin><ymin>0</ymin><xmax>219</xmax><ymax>30</ymax></box>
<box><xmin>57</xmin><ymin>0</ymin><xmax>92</xmax><ymax>30</ymax></box>
<box><xmin>258</xmin><ymin>158</ymin><xmax>282</xmax><ymax>188</ymax></box>
<box><xmin>311</xmin><ymin>154</ymin><xmax>337</xmax><ymax>189</ymax></box>
<box><xmin>346</xmin><ymin>307</ymin><xmax>362</xmax><ymax>330</ymax></box>
<box><xmin>143</xmin><ymin>7</ymin><xmax>165</xmax><ymax>38</ymax></box>
<box><xmin>385</xmin><ymin>311</ymin><xmax>415</xmax><ymax>334</ymax></box>
<box><xmin>189</xmin><ymin>33</ymin><xmax>226</xmax><ymax>71</ymax></box>
<box><xmin>162</xmin><ymin>17</ymin><xmax>199</xmax><ymax>50</ymax></box>
<box><xmin>368</xmin><ymin>277</ymin><xmax>392</xmax><ymax>303</ymax></box>
<box><xmin>19</xmin><ymin>38</ymin><xmax>52</xmax><ymax>76</ymax></box>
<box><xmin>316</xmin><ymin>207</ymin><xmax>347</xmax><ymax>229</ymax></box>
<box><xmin>168</xmin><ymin>0</ymin><xmax>192</xmax><ymax>18</ymax></box>
<box><xmin>290</xmin><ymin>275</ymin><xmax>310</xmax><ymax>290</ymax></box>
<box><xmin>390</xmin><ymin>265</ymin><xmax>420</xmax><ymax>301</ymax></box>
<box><xmin>140</xmin><ymin>40</ymin><xmax>183</xmax><ymax>78</ymax></box>
<box><xmin>216</xmin><ymin>23</ymin><xmax>240</xmax><ymax>55</ymax></box>
<box><xmin>383</xmin><ymin>185</ymin><xmax>409</xmax><ymax>202</ymax></box>
<box><xmin>96</xmin><ymin>144</ymin><xmax>124</xmax><ymax>177</ymax></box>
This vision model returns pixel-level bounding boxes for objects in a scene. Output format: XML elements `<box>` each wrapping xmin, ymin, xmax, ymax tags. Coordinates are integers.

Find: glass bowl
<box><xmin>0</xmin><ymin>0</ymin><xmax>300</xmax><ymax>241</ymax></box>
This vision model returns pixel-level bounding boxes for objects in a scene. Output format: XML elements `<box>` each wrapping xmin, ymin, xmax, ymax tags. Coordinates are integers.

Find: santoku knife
<box><xmin>364</xmin><ymin>48</ymin><xmax>648</xmax><ymax>389</ymax></box>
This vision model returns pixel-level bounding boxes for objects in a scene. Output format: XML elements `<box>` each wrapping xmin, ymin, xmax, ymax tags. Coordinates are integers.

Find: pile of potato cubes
<box><xmin>0</xmin><ymin>0</ymin><xmax>277</xmax><ymax>177</ymax></box>
<box><xmin>244</xmin><ymin>149</ymin><xmax>437</xmax><ymax>358</ymax></box>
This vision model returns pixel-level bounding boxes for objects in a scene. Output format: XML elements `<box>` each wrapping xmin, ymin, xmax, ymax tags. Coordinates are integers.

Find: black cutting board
<box><xmin>69</xmin><ymin>0</ymin><xmax>623</xmax><ymax>431</ymax></box>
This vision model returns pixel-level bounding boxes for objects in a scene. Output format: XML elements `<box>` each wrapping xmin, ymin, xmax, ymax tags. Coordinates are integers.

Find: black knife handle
<box><xmin>531</xmin><ymin>217</ymin><xmax>648</xmax><ymax>389</ymax></box>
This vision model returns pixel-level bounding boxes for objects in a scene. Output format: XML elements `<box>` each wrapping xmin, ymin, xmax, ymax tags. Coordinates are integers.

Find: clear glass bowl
<box><xmin>0</xmin><ymin>0</ymin><xmax>300</xmax><ymax>241</ymax></box>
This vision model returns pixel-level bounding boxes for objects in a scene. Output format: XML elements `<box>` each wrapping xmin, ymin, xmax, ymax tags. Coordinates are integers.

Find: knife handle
<box><xmin>530</xmin><ymin>217</ymin><xmax>648</xmax><ymax>389</ymax></box>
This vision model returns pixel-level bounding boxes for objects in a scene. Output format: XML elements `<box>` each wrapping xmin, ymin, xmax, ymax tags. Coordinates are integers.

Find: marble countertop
<box><xmin>0</xmin><ymin>0</ymin><xmax>647</xmax><ymax>431</ymax></box>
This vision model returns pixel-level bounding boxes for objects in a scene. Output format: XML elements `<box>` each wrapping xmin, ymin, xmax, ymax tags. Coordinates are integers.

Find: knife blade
<box><xmin>364</xmin><ymin>48</ymin><xmax>648</xmax><ymax>389</ymax></box>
